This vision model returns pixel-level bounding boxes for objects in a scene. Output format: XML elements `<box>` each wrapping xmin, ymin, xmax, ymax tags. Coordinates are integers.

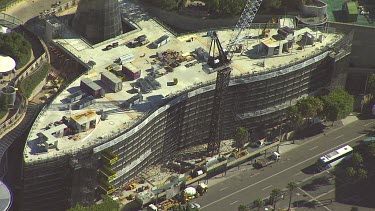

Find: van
<box><xmin>271</xmin><ymin>152</ymin><xmax>281</xmax><ymax>160</ymax></box>
<box><xmin>148</xmin><ymin>204</ymin><xmax>158</xmax><ymax>211</ymax></box>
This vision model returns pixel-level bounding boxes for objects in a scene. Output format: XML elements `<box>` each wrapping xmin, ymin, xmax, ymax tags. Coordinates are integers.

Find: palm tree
<box><xmin>253</xmin><ymin>198</ymin><xmax>265</xmax><ymax>211</ymax></box>
<box><xmin>357</xmin><ymin>168</ymin><xmax>368</xmax><ymax>181</ymax></box>
<box><xmin>270</xmin><ymin>188</ymin><xmax>282</xmax><ymax>210</ymax></box>
<box><xmin>287</xmin><ymin>182</ymin><xmax>299</xmax><ymax>210</ymax></box>
<box><xmin>238</xmin><ymin>204</ymin><xmax>249</xmax><ymax>211</ymax></box>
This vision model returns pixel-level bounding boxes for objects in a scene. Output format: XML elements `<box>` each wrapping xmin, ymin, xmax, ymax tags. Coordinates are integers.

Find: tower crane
<box><xmin>207</xmin><ymin>0</ymin><xmax>263</xmax><ymax>156</ymax></box>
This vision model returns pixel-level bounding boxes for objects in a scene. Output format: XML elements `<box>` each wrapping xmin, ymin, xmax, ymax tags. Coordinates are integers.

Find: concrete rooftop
<box><xmin>24</xmin><ymin>0</ymin><xmax>343</xmax><ymax>163</ymax></box>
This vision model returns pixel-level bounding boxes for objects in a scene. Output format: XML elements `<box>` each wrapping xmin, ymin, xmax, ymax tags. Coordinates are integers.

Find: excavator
<box><xmin>261</xmin><ymin>18</ymin><xmax>277</xmax><ymax>38</ymax></box>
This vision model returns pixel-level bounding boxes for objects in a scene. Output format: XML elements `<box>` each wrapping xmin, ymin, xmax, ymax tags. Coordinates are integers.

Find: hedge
<box><xmin>21</xmin><ymin>63</ymin><xmax>50</xmax><ymax>98</ymax></box>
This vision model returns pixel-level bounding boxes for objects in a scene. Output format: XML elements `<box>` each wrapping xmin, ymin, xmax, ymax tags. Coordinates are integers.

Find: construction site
<box><xmin>18</xmin><ymin>0</ymin><xmax>354</xmax><ymax>210</ymax></box>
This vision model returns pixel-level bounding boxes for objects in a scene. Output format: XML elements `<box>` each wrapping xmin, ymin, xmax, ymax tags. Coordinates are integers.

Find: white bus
<box><xmin>316</xmin><ymin>145</ymin><xmax>353</xmax><ymax>171</ymax></box>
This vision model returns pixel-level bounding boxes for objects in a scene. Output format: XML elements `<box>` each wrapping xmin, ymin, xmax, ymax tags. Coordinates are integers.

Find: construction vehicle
<box><xmin>124</xmin><ymin>182</ymin><xmax>137</xmax><ymax>190</ymax></box>
<box><xmin>253</xmin><ymin>151</ymin><xmax>280</xmax><ymax>169</ymax></box>
<box><xmin>148</xmin><ymin>204</ymin><xmax>158</xmax><ymax>211</ymax></box>
<box><xmin>196</xmin><ymin>183</ymin><xmax>208</xmax><ymax>195</ymax></box>
<box><xmin>159</xmin><ymin>198</ymin><xmax>178</xmax><ymax>211</ymax></box>
<box><xmin>261</xmin><ymin>18</ymin><xmax>277</xmax><ymax>38</ymax></box>
<box><xmin>106</xmin><ymin>65</ymin><xmax>114</xmax><ymax>71</ymax></box>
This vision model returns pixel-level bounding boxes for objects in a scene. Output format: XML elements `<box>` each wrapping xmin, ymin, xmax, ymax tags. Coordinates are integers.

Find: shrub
<box><xmin>21</xmin><ymin>63</ymin><xmax>50</xmax><ymax>98</ymax></box>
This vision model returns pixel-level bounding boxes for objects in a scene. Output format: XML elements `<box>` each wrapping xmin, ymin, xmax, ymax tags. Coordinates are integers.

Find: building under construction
<box><xmin>19</xmin><ymin>2</ymin><xmax>356</xmax><ymax>211</ymax></box>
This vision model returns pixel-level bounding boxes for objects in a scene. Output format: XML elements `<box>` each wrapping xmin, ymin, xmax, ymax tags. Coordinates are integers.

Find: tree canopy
<box><xmin>296</xmin><ymin>96</ymin><xmax>324</xmax><ymax>120</ymax></box>
<box><xmin>322</xmin><ymin>88</ymin><xmax>354</xmax><ymax>124</ymax></box>
<box><xmin>0</xmin><ymin>31</ymin><xmax>31</xmax><ymax>69</ymax></box>
<box><xmin>234</xmin><ymin>127</ymin><xmax>249</xmax><ymax>150</ymax></box>
<box><xmin>238</xmin><ymin>204</ymin><xmax>249</xmax><ymax>211</ymax></box>
<box><xmin>253</xmin><ymin>198</ymin><xmax>265</xmax><ymax>211</ymax></box>
<box><xmin>203</xmin><ymin>0</ymin><xmax>246</xmax><ymax>16</ymax></box>
<box><xmin>367</xmin><ymin>74</ymin><xmax>375</xmax><ymax>96</ymax></box>
<box><xmin>67</xmin><ymin>195</ymin><xmax>119</xmax><ymax>211</ymax></box>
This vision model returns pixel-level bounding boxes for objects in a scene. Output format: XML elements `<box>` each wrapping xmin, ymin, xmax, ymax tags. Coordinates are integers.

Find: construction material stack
<box><xmin>157</xmin><ymin>49</ymin><xmax>186</xmax><ymax>68</ymax></box>
<box><xmin>101</xmin><ymin>71</ymin><xmax>123</xmax><ymax>93</ymax></box>
<box><xmin>126</xmin><ymin>34</ymin><xmax>150</xmax><ymax>48</ymax></box>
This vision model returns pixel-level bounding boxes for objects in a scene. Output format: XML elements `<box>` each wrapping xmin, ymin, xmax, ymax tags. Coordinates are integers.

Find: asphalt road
<box><xmin>194</xmin><ymin>118</ymin><xmax>374</xmax><ymax>211</ymax></box>
<box><xmin>4</xmin><ymin>0</ymin><xmax>72</xmax><ymax>22</ymax></box>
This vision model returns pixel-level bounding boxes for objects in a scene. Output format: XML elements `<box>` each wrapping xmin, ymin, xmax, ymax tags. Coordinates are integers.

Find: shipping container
<box><xmin>66</xmin><ymin>90</ymin><xmax>83</xmax><ymax>103</ymax></box>
<box><xmin>101</xmin><ymin>71</ymin><xmax>122</xmax><ymax>93</ymax></box>
<box><xmin>151</xmin><ymin>35</ymin><xmax>170</xmax><ymax>48</ymax></box>
<box><xmin>73</xmin><ymin>95</ymin><xmax>95</xmax><ymax>110</ymax></box>
<box><xmin>80</xmin><ymin>78</ymin><xmax>105</xmax><ymax>98</ymax></box>
<box><xmin>115</xmin><ymin>54</ymin><xmax>134</xmax><ymax>64</ymax></box>
<box><xmin>122</xmin><ymin>63</ymin><xmax>141</xmax><ymax>80</ymax></box>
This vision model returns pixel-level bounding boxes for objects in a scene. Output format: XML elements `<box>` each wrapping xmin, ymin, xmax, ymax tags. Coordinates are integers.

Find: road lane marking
<box><xmin>335</xmin><ymin>135</ymin><xmax>344</xmax><ymax>139</ymax></box>
<box><xmin>294</xmin><ymin>172</ymin><xmax>303</xmax><ymax>176</ymax></box>
<box><xmin>364</xmin><ymin>122</ymin><xmax>373</xmax><ymax>126</ymax></box>
<box><xmin>298</xmin><ymin>187</ymin><xmax>332</xmax><ymax>211</ymax></box>
<box><xmin>220</xmin><ymin>187</ymin><xmax>228</xmax><ymax>191</ymax></box>
<box><xmin>229</xmin><ymin>200</ymin><xmax>239</xmax><ymax>205</ymax></box>
<box><xmin>250</xmin><ymin>172</ymin><xmax>260</xmax><ymax>177</ymax></box>
<box><xmin>314</xmin><ymin>188</ymin><xmax>336</xmax><ymax>199</ymax></box>
<box><xmin>262</xmin><ymin>185</ymin><xmax>272</xmax><ymax>190</ymax></box>
<box><xmin>201</xmin><ymin>134</ymin><xmax>367</xmax><ymax>210</ymax></box>
<box><xmin>309</xmin><ymin>146</ymin><xmax>318</xmax><ymax>150</ymax></box>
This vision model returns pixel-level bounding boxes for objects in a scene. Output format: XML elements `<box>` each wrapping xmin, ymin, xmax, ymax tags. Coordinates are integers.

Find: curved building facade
<box><xmin>20</xmin><ymin>29</ymin><xmax>352</xmax><ymax>209</ymax></box>
<box><xmin>0</xmin><ymin>180</ymin><xmax>12</xmax><ymax>211</ymax></box>
<box><xmin>72</xmin><ymin>0</ymin><xmax>123</xmax><ymax>44</ymax></box>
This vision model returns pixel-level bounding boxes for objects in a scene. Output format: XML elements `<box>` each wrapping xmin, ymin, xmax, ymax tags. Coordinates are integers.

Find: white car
<box><xmin>190</xmin><ymin>202</ymin><xmax>201</xmax><ymax>209</ymax></box>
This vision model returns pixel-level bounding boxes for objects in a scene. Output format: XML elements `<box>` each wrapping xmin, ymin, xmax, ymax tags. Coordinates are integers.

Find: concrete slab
<box><xmin>24</xmin><ymin>0</ymin><xmax>344</xmax><ymax>163</ymax></box>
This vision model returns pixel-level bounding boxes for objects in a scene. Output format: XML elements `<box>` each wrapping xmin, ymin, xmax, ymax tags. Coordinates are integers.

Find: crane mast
<box><xmin>207</xmin><ymin>0</ymin><xmax>263</xmax><ymax>156</ymax></box>
<box><xmin>227</xmin><ymin>0</ymin><xmax>263</xmax><ymax>60</ymax></box>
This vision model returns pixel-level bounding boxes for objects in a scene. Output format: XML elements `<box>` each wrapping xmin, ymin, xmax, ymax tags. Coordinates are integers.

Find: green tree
<box><xmin>322</xmin><ymin>88</ymin><xmax>354</xmax><ymax>125</ymax></box>
<box><xmin>238</xmin><ymin>204</ymin><xmax>249</xmax><ymax>211</ymax></box>
<box><xmin>287</xmin><ymin>105</ymin><xmax>305</xmax><ymax>135</ymax></box>
<box><xmin>0</xmin><ymin>94</ymin><xmax>8</xmax><ymax>110</ymax></box>
<box><xmin>287</xmin><ymin>182</ymin><xmax>299</xmax><ymax>211</ymax></box>
<box><xmin>345</xmin><ymin>167</ymin><xmax>356</xmax><ymax>178</ymax></box>
<box><xmin>349</xmin><ymin>153</ymin><xmax>363</xmax><ymax>167</ymax></box>
<box><xmin>234</xmin><ymin>127</ymin><xmax>249</xmax><ymax>151</ymax></box>
<box><xmin>270</xmin><ymin>188</ymin><xmax>282</xmax><ymax>210</ymax></box>
<box><xmin>0</xmin><ymin>32</ymin><xmax>31</xmax><ymax>69</ymax></box>
<box><xmin>204</xmin><ymin>0</ymin><xmax>246</xmax><ymax>16</ymax></box>
<box><xmin>357</xmin><ymin>168</ymin><xmax>368</xmax><ymax>181</ymax></box>
<box><xmin>253</xmin><ymin>198</ymin><xmax>265</xmax><ymax>211</ymax></box>
<box><xmin>160</xmin><ymin>0</ymin><xmax>179</xmax><ymax>10</ymax></box>
<box><xmin>366</xmin><ymin>143</ymin><xmax>375</xmax><ymax>156</ymax></box>
<box><xmin>368</xmin><ymin>74</ymin><xmax>375</xmax><ymax>96</ymax></box>
<box><xmin>262</xmin><ymin>0</ymin><xmax>282</xmax><ymax>11</ymax></box>
<box><xmin>296</xmin><ymin>96</ymin><xmax>324</xmax><ymax>120</ymax></box>
<box><xmin>67</xmin><ymin>203</ymin><xmax>87</xmax><ymax>211</ymax></box>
